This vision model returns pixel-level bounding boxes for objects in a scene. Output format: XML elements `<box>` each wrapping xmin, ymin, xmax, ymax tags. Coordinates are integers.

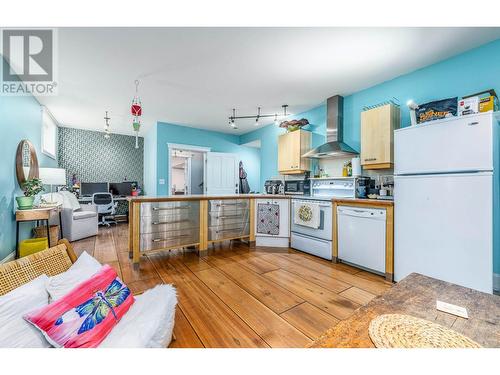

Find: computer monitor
<box><xmin>109</xmin><ymin>182</ymin><xmax>133</xmax><ymax>196</ymax></box>
<box><xmin>80</xmin><ymin>182</ymin><xmax>109</xmax><ymax>196</ymax></box>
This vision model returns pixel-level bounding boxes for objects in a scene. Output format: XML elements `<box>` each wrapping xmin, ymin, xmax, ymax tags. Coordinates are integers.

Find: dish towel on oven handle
<box><xmin>294</xmin><ymin>201</ymin><xmax>320</xmax><ymax>229</ymax></box>
<box><xmin>257</xmin><ymin>203</ymin><xmax>280</xmax><ymax>235</ymax></box>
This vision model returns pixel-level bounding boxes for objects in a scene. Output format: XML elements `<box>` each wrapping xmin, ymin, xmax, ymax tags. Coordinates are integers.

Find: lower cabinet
<box><xmin>254</xmin><ymin>198</ymin><xmax>290</xmax><ymax>247</ymax></box>
<box><xmin>208</xmin><ymin>199</ymin><xmax>250</xmax><ymax>242</ymax></box>
<box><xmin>139</xmin><ymin>201</ymin><xmax>200</xmax><ymax>251</ymax></box>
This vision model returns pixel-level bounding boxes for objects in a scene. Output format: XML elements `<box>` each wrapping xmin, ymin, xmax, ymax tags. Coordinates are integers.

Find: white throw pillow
<box><xmin>100</xmin><ymin>284</ymin><xmax>177</xmax><ymax>348</ymax></box>
<box><xmin>0</xmin><ymin>275</ymin><xmax>51</xmax><ymax>348</ymax></box>
<box><xmin>45</xmin><ymin>251</ymin><xmax>101</xmax><ymax>301</ymax></box>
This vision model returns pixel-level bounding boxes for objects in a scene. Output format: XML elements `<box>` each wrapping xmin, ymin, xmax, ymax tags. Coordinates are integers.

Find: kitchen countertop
<box><xmin>333</xmin><ymin>197</ymin><xmax>394</xmax><ymax>207</ymax></box>
<box><xmin>128</xmin><ymin>194</ymin><xmax>394</xmax><ymax>206</ymax></box>
<box><xmin>127</xmin><ymin>194</ymin><xmax>291</xmax><ymax>202</ymax></box>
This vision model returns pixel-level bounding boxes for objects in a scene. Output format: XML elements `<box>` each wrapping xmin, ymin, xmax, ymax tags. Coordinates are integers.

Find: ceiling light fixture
<box><xmin>230</xmin><ymin>108</ymin><xmax>238</xmax><ymax>129</ymax></box>
<box><xmin>131</xmin><ymin>80</ymin><xmax>142</xmax><ymax>149</ymax></box>
<box><xmin>228</xmin><ymin>104</ymin><xmax>288</xmax><ymax>129</ymax></box>
<box><xmin>104</xmin><ymin>111</ymin><xmax>111</xmax><ymax>139</ymax></box>
<box><xmin>255</xmin><ymin>107</ymin><xmax>261</xmax><ymax>126</ymax></box>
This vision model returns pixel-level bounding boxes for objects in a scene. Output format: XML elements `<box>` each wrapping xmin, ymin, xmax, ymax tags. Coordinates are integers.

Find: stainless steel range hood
<box><xmin>302</xmin><ymin>95</ymin><xmax>358</xmax><ymax>159</ymax></box>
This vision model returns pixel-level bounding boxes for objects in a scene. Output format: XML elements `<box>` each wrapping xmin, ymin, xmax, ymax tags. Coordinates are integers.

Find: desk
<box><xmin>15</xmin><ymin>206</ymin><xmax>62</xmax><ymax>259</ymax></box>
<box><xmin>78</xmin><ymin>196</ymin><xmax>131</xmax><ymax>203</ymax></box>
<box><xmin>78</xmin><ymin>196</ymin><xmax>132</xmax><ymax>222</ymax></box>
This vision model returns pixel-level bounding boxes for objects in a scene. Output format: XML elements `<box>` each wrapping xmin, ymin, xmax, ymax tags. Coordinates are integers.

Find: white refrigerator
<box><xmin>394</xmin><ymin>112</ymin><xmax>499</xmax><ymax>293</ymax></box>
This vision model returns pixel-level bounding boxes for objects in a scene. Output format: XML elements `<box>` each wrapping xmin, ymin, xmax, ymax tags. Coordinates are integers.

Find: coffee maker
<box><xmin>264</xmin><ymin>180</ymin><xmax>284</xmax><ymax>195</ymax></box>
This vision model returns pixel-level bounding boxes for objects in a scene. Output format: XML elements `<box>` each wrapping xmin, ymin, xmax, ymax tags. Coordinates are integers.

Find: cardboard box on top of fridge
<box><xmin>461</xmin><ymin>89</ymin><xmax>498</xmax><ymax>115</ymax></box>
<box><xmin>458</xmin><ymin>96</ymin><xmax>479</xmax><ymax>116</ymax></box>
<box><xmin>479</xmin><ymin>96</ymin><xmax>498</xmax><ymax>113</ymax></box>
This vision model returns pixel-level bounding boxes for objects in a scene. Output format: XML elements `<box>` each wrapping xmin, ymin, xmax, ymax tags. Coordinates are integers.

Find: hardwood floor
<box><xmin>71</xmin><ymin>223</ymin><xmax>393</xmax><ymax>348</ymax></box>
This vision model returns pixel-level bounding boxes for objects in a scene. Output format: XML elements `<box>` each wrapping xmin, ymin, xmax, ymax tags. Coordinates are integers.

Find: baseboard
<box><xmin>0</xmin><ymin>251</ymin><xmax>15</xmax><ymax>264</ymax></box>
<box><xmin>256</xmin><ymin>236</ymin><xmax>289</xmax><ymax>247</ymax></box>
<box><xmin>494</xmin><ymin>273</ymin><xmax>500</xmax><ymax>294</ymax></box>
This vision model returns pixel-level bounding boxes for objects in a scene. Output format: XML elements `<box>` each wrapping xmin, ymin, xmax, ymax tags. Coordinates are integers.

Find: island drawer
<box><xmin>141</xmin><ymin>201</ymin><xmax>199</xmax><ymax>217</ymax></box>
<box><xmin>208</xmin><ymin>210</ymin><xmax>249</xmax><ymax>227</ymax></box>
<box><xmin>140</xmin><ymin>213</ymin><xmax>200</xmax><ymax>234</ymax></box>
<box><xmin>208</xmin><ymin>199</ymin><xmax>249</xmax><ymax>213</ymax></box>
<box><xmin>208</xmin><ymin>222</ymin><xmax>250</xmax><ymax>241</ymax></box>
<box><xmin>140</xmin><ymin>229</ymin><xmax>199</xmax><ymax>251</ymax></box>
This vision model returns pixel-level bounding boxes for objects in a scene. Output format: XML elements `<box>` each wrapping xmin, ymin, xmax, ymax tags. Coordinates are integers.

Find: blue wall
<box><xmin>0</xmin><ymin>59</ymin><xmax>58</xmax><ymax>260</ymax></box>
<box><xmin>243</xmin><ymin>39</ymin><xmax>500</xmax><ymax>187</ymax></box>
<box><xmin>343</xmin><ymin>38</ymin><xmax>500</xmax><ymax>151</ymax></box>
<box><xmin>155</xmin><ymin>122</ymin><xmax>260</xmax><ymax>196</ymax></box>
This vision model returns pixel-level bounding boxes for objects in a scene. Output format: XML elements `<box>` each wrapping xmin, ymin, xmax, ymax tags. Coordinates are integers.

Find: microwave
<box><xmin>284</xmin><ymin>179</ymin><xmax>310</xmax><ymax>195</ymax></box>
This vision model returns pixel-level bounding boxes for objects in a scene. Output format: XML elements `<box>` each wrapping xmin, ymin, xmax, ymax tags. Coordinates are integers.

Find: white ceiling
<box><xmin>37</xmin><ymin>27</ymin><xmax>500</xmax><ymax>136</ymax></box>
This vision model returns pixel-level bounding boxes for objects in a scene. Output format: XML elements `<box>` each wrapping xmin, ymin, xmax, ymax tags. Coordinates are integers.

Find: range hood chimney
<box><xmin>302</xmin><ymin>95</ymin><xmax>358</xmax><ymax>159</ymax></box>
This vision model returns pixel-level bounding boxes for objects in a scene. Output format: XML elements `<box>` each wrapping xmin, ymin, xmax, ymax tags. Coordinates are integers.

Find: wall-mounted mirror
<box><xmin>16</xmin><ymin>140</ymin><xmax>39</xmax><ymax>190</ymax></box>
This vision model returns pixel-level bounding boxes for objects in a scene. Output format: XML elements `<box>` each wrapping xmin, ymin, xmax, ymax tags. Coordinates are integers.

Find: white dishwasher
<box><xmin>337</xmin><ymin>206</ymin><xmax>386</xmax><ymax>274</ymax></box>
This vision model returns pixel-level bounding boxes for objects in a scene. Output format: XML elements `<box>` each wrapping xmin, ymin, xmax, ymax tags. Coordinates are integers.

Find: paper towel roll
<box><xmin>352</xmin><ymin>157</ymin><xmax>361</xmax><ymax>176</ymax></box>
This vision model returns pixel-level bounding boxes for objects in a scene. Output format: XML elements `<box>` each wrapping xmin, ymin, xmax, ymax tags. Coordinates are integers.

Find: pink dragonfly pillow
<box><xmin>24</xmin><ymin>264</ymin><xmax>134</xmax><ymax>348</ymax></box>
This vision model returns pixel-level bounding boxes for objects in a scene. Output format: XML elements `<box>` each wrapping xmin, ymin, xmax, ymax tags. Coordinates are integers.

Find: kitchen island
<box><xmin>127</xmin><ymin>194</ymin><xmax>290</xmax><ymax>268</ymax></box>
<box><xmin>128</xmin><ymin>194</ymin><xmax>394</xmax><ymax>274</ymax></box>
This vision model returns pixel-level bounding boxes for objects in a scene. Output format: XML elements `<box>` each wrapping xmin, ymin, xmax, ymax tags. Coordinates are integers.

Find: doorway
<box><xmin>168</xmin><ymin>143</ymin><xmax>240</xmax><ymax>196</ymax></box>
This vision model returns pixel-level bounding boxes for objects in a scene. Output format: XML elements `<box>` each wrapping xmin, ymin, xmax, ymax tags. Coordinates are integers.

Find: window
<box><xmin>41</xmin><ymin>107</ymin><xmax>57</xmax><ymax>159</ymax></box>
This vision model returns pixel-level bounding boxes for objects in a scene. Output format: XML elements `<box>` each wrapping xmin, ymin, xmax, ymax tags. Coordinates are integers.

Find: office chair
<box><xmin>92</xmin><ymin>193</ymin><xmax>118</xmax><ymax>227</ymax></box>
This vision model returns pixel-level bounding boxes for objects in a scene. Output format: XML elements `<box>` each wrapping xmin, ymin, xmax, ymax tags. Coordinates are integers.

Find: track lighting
<box><xmin>228</xmin><ymin>104</ymin><xmax>288</xmax><ymax>128</ymax></box>
<box><xmin>254</xmin><ymin>107</ymin><xmax>261</xmax><ymax>126</ymax></box>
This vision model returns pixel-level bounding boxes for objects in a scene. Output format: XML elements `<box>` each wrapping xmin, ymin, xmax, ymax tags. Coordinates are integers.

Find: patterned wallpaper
<box><xmin>58</xmin><ymin>127</ymin><xmax>144</xmax><ymax>188</ymax></box>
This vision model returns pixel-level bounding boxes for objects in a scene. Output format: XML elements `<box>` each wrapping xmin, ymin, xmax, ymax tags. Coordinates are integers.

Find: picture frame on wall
<box><xmin>41</xmin><ymin>107</ymin><xmax>57</xmax><ymax>159</ymax></box>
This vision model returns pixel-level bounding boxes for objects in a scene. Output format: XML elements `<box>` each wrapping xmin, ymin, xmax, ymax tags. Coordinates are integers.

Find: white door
<box><xmin>394</xmin><ymin>172</ymin><xmax>493</xmax><ymax>293</ymax></box>
<box><xmin>394</xmin><ymin>113</ymin><xmax>494</xmax><ymax>175</ymax></box>
<box><xmin>204</xmin><ymin>152</ymin><xmax>239</xmax><ymax>195</ymax></box>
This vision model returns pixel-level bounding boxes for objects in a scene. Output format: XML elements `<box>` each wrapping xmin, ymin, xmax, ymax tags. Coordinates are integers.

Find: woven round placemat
<box><xmin>368</xmin><ymin>314</ymin><xmax>482</xmax><ymax>348</ymax></box>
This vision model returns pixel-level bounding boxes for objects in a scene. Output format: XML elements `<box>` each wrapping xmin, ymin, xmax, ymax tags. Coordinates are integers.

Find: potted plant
<box><xmin>17</xmin><ymin>178</ymin><xmax>44</xmax><ymax>210</ymax></box>
<box><xmin>279</xmin><ymin>118</ymin><xmax>310</xmax><ymax>132</ymax></box>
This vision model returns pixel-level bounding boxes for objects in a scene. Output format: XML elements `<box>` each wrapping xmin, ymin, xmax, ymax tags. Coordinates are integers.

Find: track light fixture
<box><xmin>228</xmin><ymin>104</ymin><xmax>289</xmax><ymax>128</ymax></box>
<box><xmin>229</xmin><ymin>108</ymin><xmax>238</xmax><ymax>129</ymax></box>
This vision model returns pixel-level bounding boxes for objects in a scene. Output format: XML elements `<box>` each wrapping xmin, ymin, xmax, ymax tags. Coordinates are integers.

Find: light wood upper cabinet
<box><xmin>278</xmin><ymin>129</ymin><xmax>311</xmax><ymax>174</ymax></box>
<box><xmin>360</xmin><ymin>103</ymin><xmax>400</xmax><ymax>170</ymax></box>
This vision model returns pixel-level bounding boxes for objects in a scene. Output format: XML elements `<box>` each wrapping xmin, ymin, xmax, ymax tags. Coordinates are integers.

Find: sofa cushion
<box><xmin>100</xmin><ymin>284</ymin><xmax>177</xmax><ymax>348</ymax></box>
<box><xmin>73</xmin><ymin>210</ymin><xmax>97</xmax><ymax>221</ymax></box>
<box><xmin>0</xmin><ymin>275</ymin><xmax>51</xmax><ymax>348</ymax></box>
<box><xmin>24</xmin><ymin>265</ymin><xmax>134</xmax><ymax>348</ymax></box>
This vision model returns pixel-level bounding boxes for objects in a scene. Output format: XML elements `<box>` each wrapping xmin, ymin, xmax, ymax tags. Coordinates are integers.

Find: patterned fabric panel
<box><xmin>256</xmin><ymin>203</ymin><xmax>280</xmax><ymax>235</ymax></box>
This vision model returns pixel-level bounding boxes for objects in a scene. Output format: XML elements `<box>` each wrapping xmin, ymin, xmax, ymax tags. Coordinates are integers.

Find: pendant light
<box><xmin>131</xmin><ymin>80</ymin><xmax>142</xmax><ymax>149</ymax></box>
<box><xmin>104</xmin><ymin>111</ymin><xmax>111</xmax><ymax>139</ymax></box>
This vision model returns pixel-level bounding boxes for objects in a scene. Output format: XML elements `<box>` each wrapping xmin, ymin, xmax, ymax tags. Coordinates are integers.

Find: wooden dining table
<box><xmin>309</xmin><ymin>273</ymin><xmax>500</xmax><ymax>348</ymax></box>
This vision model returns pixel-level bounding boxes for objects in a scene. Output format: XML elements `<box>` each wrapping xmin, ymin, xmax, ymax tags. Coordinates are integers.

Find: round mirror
<box><xmin>16</xmin><ymin>140</ymin><xmax>39</xmax><ymax>189</ymax></box>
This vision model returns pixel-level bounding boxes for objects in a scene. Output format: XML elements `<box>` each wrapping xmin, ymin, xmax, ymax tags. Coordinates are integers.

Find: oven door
<box><xmin>291</xmin><ymin>200</ymin><xmax>332</xmax><ymax>241</ymax></box>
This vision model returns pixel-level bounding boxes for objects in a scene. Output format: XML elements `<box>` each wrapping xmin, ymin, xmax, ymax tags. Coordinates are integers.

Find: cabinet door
<box><xmin>278</xmin><ymin>133</ymin><xmax>291</xmax><ymax>172</ymax></box>
<box><xmin>288</xmin><ymin>130</ymin><xmax>301</xmax><ymax>170</ymax></box>
<box><xmin>361</xmin><ymin>104</ymin><xmax>398</xmax><ymax>168</ymax></box>
<box><xmin>278</xmin><ymin>130</ymin><xmax>311</xmax><ymax>174</ymax></box>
